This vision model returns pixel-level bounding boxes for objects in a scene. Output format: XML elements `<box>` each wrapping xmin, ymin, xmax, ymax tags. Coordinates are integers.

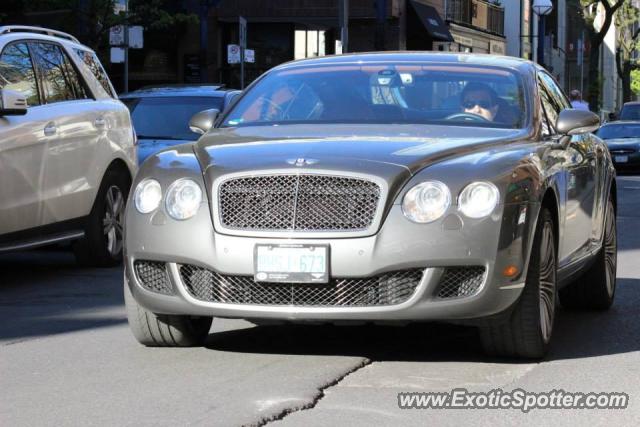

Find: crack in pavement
<box><xmin>254</xmin><ymin>358</ymin><xmax>373</xmax><ymax>427</ymax></box>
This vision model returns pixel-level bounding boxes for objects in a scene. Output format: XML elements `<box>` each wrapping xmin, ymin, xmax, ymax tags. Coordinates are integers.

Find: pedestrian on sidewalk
<box><xmin>569</xmin><ymin>89</ymin><xmax>590</xmax><ymax>111</ymax></box>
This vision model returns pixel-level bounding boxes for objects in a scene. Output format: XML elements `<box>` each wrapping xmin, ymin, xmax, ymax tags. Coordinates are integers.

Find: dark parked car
<box><xmin>120</xmin><ymin>85</ymin><xmax>240</xmax><ymax>164</ymax></box>
<box><xmin>597</xmin><ymin>121</ymin><xmax>640</xmax><ymax>172</ymax></box>
<box><xmin>123</xmin><ymin>53</ymin><xmax>617</xmax><ymax>359</ymax></box>
<box><xmin>619</xmin><ymin>101</ymin><xmax>640</xmax><ymax>121</ymax></box>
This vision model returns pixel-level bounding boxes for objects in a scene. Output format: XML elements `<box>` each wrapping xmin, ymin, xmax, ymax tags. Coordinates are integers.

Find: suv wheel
<box><xmin>74</xmin><ymin>169</ymin><xmax>129</xmax><ymax>267</ymax></box>
<box><xmin>479</xmin><ymin>208</ymin><xmax>557</xmax><ymax>359</ymax></box>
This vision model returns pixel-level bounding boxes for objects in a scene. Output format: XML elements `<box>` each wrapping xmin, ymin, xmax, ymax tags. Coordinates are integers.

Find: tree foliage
<box><xmin>0</xmin><ymin>0</ymin><xmax>198</xmax><ymax>50</ymax></box>
<box><xmin>579</xmin><ymin>0</ymin><xmax>627</xmax><ymax>110</ymax></box>
<box><xmin>632</xmin><ymin>69</ymin><xmax>640</xmax><ymax>95</ymax></box>
<box><xmin>614</xmin><ymin>0</ymin><xmax>640</xmax><ymax>101</ymax></box>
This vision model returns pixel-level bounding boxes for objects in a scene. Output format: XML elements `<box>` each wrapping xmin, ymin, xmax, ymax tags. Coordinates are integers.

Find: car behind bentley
<box><xmin>123</xmin><ymin>53</ymin><xmax>617</xmax><ymax>359</ymax></box>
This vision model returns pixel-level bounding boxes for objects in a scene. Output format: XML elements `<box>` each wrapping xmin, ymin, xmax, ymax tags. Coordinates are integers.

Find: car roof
<box><xmin>0</xmin><ymin>25</ymin><xmax>91</xmax><ymax>52</ymax></box>
<box><xmin>601</xmin><ymin>120</ymin><xmax>640</xmax><ymax>126</ymax></box>
<box><xmin>272</xmin><ymin>51</ymin><xmax>535</xmax><ymax>72</ymax></box>
<box><xmin>119</xmin><ymin>85</ymin><xmax>232</xmax><ymax>99</ymax></box>
<box><xmin>622</xmin><ymin>101</ymin><xmax>640</xmax><ymax>106</ymax></box>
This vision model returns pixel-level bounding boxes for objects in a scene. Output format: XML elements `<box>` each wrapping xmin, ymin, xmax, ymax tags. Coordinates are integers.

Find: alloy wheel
<box><xmin>538</xmin><ymin>221</ymin><xmax>556</xmax><ymax>344</ymax></box>
<box><xmin>604</xmin><ymin>202</ymin><xmax>617</xmax><ymax>297</ymax></box>
<box><xmin>103</xmin><ymin>185</ymin><xmax>125</xmax><ymax>257</ymax></box>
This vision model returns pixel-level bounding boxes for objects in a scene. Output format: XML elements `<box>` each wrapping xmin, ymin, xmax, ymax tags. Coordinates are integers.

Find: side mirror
<box><xmin>556</xmin><ymin>108</ymin><xmax>600</xmax><ymax>136</ymax></box>
<box><xmin>0</xmin><ymin>89</ymin><xmax>28</xmax><ymax>116</ymax></box>
<box><xmin>189</xmin><ymin>108</ymin><xmax>219</xmax><ymax>135</ymax></box>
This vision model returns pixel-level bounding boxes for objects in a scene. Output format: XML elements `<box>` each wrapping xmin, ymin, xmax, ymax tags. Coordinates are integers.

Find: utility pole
<box><xmin>123</xmin><ymin>0</ymin><xmax>129</xmax><ymax>93</ymax></box>
<box><xmin>239</xmin><ymin>16</ymin><xmax>247</xmax><ymax>89</ymax></box>
<box><xmin>338</xmin><ymin>0</ymin><xmax>349</xmax><ymax>53</ymax></box>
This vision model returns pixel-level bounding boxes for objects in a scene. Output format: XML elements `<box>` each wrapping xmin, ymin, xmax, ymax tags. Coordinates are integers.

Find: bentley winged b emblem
<box><xmin>286</xmin><ymin>158</ymin><xmax>319</xmax><ymax>167</ymax></box>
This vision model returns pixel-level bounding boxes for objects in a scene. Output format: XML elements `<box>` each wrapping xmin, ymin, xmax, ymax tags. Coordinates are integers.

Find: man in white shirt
<box><xmin>569</xmin><ymin>90</ymin><xmax>590</xmax><ymax>111</ymax></box>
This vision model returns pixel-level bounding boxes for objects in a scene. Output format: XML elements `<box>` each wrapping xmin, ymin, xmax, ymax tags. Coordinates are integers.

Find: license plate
<box><xmin>254</xmin><ymin>244</ymin><xmax>329</xmax><ymax>283</ymax></box>
<box><xmin>614</xmin><ymin>155</ymin><xmax>628</xmax><ymax>163</ymax></box>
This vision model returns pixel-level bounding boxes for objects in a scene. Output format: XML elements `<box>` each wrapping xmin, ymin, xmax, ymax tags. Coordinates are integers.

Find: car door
<box><xmin>538</xmin><ymin>73</ymin><xmax>596</xmax><ymax>266</ymax></box>
<box><xmin>29</xmin><ymin>41</ymin><xmax>101</xmax><ymax>226</ymax></box>
<box><xmin>0</xmin><ymin>41</ymin><xmax>52</xmax><ymax>236</ymax></box>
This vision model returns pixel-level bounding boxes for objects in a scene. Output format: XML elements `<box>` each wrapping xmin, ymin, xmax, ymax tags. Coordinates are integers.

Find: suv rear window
<box><xmin>74</xmin><ymin>48</ymin><xmax>116</xmax><ymax>98</ymax></box>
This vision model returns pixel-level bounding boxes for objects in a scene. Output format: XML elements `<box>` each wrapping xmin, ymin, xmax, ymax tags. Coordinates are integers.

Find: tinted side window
<box><xmin>538</xmin><ymin>80</ymin><xmax>559</xmax><ymax>136</ymax></box>
<box><xmin>74</xmin><ymin>48</ymin><xmax>116</xmax><ymax>98</ymax></box>
<box><xmin>0</xmin><ymin>42</ymin><xmax>40</xmax><ymax>106</ymax></box>
<box><xmin>539</xmin><ymin>72</ymin><xmax>571</xmax><ymax>110</ymax></box>
<box><xmin>31</xmin><ymin>42</ymin><xmax>87</xmax><ymax>103</ymax></box>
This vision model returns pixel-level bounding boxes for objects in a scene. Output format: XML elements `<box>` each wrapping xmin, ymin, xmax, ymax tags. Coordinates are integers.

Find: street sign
<box><xmin>109</xmin><ymin>25</ymin><xmax>125</xmax><ymax>46</ymax></box>
<box><xmin>128</xmin><ymin>26</ymin><xmax>143</xmax><ymax>49</ymax></box>
<box><xmin>110</xmin><ymin>47</ymin><xmax>125</xmax><ymax>63</ymax></box>
<box><xmin>245</xmin><ymin>49</ymin><xmax>255</xmax><ymax>63</ymax></box>
<box><xmin>239</xmin><ymin>16</ymin><xmax>247</xmax><ymax>49</ymax></box>
<box><xmin>577</xmin><ymin>38</ymin><xmax>583</xmax><ymax>66</ymax></box>
<box><xmin>228</xmin><ymin>44</ymin><xmax>241</xmax><ymax>64</ymax></box>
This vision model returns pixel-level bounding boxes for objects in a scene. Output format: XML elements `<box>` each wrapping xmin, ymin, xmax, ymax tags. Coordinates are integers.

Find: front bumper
<box><xmin>125</xmin><ymin>202</ymin><xmax>536</xmax><ymax>323</ymax></box>
<box><xmin>608</xmin><ymin>145</ymin><xmax>640</xmax><ymax>171</ymax></box>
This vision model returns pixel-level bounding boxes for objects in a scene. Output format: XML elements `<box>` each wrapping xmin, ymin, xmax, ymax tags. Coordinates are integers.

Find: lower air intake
<box><xmin>179</xmin><ymin>265</ymin><xmax>424</xmax><ymax>307</ymax></box>
<box><xmin>436</xmin><ymin>267</ymin><xmax>486</xmax><ymax>299</ymax></box>
<box><xmin>134</xmin><ymin>261</ymin><xmax>173</xmax><ymax>295</ymax></box>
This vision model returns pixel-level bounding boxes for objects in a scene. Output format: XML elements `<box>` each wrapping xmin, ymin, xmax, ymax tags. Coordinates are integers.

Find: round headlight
<box><xmin>134</xmin><ymin>179</ymin><xmax>162</xmax><ymax>214</ymax></box>
<box><xmin>165</xmin><ymin>179</ymin><xmax>203</xmax><ymax>220</ymax></box>
<box><xmin>402</xmin><ymin>181</ymin><xmax>451</xmax><ymax>223</ymax></box>
<box><xmin>458</xmin><ymin>181</ymin><xmax>500</xmax><ymax>218</ymax></box>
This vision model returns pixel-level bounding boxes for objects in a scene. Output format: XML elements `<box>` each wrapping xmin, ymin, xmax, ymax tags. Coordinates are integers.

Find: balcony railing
<box><xmin>446</xmin><ymin>0</ymin><xmax>505</xmax><ymax>37</ymax></box>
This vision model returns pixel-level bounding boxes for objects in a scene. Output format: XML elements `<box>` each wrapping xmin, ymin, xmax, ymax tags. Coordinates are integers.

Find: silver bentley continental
<box><xmin>123</xmin><ymin>53</ymin><xmax>617</xmax><ymax>359</ymax></box>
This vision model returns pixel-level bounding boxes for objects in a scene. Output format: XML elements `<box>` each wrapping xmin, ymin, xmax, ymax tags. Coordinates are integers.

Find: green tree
<box><xmin>614</xmin><ymin>1</ymin><xmax>640</xmax><ymax>102</ymax></box>
<box><xmin>632</xmin><ymin>69</ymin><xmax>640</xmax><ymax>95</ymax></box>
<box><xmin>580</xmin><ymin>0</ymin><xmax>627</xmax><ymax>111</ymax></box>
<box><xmin>0</xmin><ymin>1</ymin><xmax>197</xmax><ymax>51</ymax></box>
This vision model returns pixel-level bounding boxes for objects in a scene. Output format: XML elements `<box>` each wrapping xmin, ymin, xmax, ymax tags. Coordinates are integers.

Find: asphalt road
<box><xmin>2</xmin><ymin>176</ymin><xmax>640</xmax><ymax>426</ymax></box>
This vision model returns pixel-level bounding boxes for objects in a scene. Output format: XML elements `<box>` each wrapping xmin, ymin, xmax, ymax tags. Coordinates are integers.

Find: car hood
<box><xmin>195</xmin><ymin>124</ymin><xmax>528</xmax><ymax>176</ymax></box>
<box><xmin>603</xmin><ymin>138</ymin><xmax>640</xmax><ymax>146</ymax></box>
<box><xmin>138</xmin><ymin>138</ymin><xmax>191</xmax><ymax>164</ymax></box>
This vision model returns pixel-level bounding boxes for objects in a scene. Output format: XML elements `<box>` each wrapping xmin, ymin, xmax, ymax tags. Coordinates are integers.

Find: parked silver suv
<box><xmin>0</xmin><ymin>26</ymin><xmax>137</xmax><ymax>266</ymax></box>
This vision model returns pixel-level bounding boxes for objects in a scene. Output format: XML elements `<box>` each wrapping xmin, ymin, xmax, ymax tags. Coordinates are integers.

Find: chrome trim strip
<box><xmin>0</xmin><ymin>231</ymin><xmax>85</xmax><ymax>253</ymax></box>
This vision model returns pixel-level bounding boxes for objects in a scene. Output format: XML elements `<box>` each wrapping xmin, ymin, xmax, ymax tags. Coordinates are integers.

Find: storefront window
<box><xmin>295</xmin><ymin>30</ymin><xmax>326</xmax><ymax>59</ymax></box>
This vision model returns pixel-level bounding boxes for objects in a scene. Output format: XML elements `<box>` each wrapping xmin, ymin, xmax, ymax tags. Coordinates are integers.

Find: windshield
<box><xmin>222</xmin><ymin>63</ymin><xmax>527</xmax><ymax>129</ymax></box>
<box><xmin>620</xmin><ymin>104</ymin><xmax>640</xmax><ymax>121</ymax></box>
<box><xmin>597</xmin><ymin>123</ymin><xmax>640</xmax><ymax>139</ymax></box>
<box><xmin>123</xmin><ymin>96</ymin><xmax>223</xmax><ymax>141</ymax></box>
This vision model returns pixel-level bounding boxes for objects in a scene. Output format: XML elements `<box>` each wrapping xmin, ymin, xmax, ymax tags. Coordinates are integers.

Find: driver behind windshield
<box><xmin>460</xmin><ymin>82</ymin><xmax>508</xmax><ymax>123</ymax></box>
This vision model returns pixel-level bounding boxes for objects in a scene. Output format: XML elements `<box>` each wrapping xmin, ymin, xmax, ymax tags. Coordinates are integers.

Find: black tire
<box><xmin>74</xmin><ymin>169</ymin><xmax>130</xmax><ymax>267</ymax></box>
<box><xmin>559</xmin><ymin>198</ymin><xmax>617</xmax><ymax>310</ymax></box>
<box><xmin>124</xmin><ymin>281</ymin><xmax>213</xmax><ymax>347</ymax></box>
<box><xmin>479</xmin><ymin>208</ymin><xmax>557</xmax><ymax>359</ymax></box>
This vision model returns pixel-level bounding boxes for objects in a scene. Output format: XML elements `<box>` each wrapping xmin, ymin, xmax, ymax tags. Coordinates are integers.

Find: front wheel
<box><xmin>124</xmin><ymin>281</ymin><xmax>213</xmax><ymax>347</ymax></box>
<box><xmin>479</xmin><ymin>208</ymin><xmax>557</xmax><ymax>359</ymax></box>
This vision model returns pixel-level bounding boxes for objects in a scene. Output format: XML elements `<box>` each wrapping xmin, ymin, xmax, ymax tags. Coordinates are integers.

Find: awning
<box><xmin>409</xmin><ymin>0</ymin><xmax>454</xmax><ymax>42</ymax></box>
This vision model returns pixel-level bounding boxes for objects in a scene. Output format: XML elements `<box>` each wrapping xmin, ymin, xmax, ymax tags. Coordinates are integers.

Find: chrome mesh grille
<box><xmin>609</xmin><ymin>149</ymin><xmax>636</xmax><ymax>155</ymax></box>
<box><xmin>218</xmin><ymin>174</ymin><xmax>381</xmax><ymax>232</ymax></box>
<box><xmin>134</xmin><ymin>261</ymin><xmax>172</xmax><ymax>295</ymax></box>
<box><xmin>179</xmin><ymin>264</ymin><xmax>423</xmax><ymax>307</ymax></box>
<box><xmin>436</xmin><ymin>267</ymin><xmax>486</xmax><ymax>299</ymax></box>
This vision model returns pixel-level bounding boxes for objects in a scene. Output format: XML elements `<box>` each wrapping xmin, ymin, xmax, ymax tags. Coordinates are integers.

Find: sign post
<box><xmin>239</xmin><ymin>16</ymin><xmax>247</xmax><ymax>89</ymax></box>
